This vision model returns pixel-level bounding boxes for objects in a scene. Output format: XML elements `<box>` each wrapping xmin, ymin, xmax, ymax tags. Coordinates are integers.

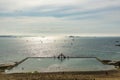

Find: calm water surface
<box><xmin>6</xmin><ymin>58</ymin><xmax>115</xmax><ymax>73</ymax></box>
<box><xmin>0</xmin><ymin>36</ymin><xmax>120</xmax><ymax>64</ymax></box>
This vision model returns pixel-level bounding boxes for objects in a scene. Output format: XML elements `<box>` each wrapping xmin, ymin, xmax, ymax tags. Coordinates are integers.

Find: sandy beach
<box><xmin>0</xmin><ymin>70</ymin><xmax>120</xmax><ymax>80</ymax></box>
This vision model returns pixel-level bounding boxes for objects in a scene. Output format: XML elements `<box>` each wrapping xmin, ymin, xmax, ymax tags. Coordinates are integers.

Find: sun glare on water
<box><xmin>21</xmin><ymin>36</ymin><xmax>63</xmax><ymax>57</ymax></box>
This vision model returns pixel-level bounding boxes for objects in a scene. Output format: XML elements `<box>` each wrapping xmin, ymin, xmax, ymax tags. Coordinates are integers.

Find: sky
<box><xmin>0</xmin><ymin>0</ymin><xmax>120</xmax><ymax>36</ymax></box>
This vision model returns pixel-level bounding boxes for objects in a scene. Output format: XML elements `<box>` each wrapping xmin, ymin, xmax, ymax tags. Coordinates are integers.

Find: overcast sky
<box><xmin>0</xmin><ymin>0</ymin><xmax>120</xmax><ymax>36</ymax></box>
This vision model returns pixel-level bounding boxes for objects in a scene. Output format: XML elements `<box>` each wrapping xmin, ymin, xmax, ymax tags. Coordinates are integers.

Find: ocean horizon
<box><xmin>0</xmin><ymin>35</ymin><xmax>120</xmax><ymax>64</ymax></box>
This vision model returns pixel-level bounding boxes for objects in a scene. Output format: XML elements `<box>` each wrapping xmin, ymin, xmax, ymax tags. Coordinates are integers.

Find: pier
<box><xmin>0</xmin><ymin>57</ymin><xmax>29</xmax><ymax>72</ymax></box>
<box><xmin>9</xmin><ymin>57</ymin><xmax>29</xmax><ymax>69</ymax></box>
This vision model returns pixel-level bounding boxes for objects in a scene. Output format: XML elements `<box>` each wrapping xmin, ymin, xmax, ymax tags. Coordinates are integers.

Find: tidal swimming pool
<box><xmin>6</xmin><ymin>57</ymin><xmax>115</xmax><ymax>73</ymax></box>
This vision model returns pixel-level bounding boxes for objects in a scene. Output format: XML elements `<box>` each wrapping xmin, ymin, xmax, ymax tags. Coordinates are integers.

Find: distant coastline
<box><xmin>0</xmin><ymin>35</ymin><xmax>120</xmax><ymax>38</ymax></box>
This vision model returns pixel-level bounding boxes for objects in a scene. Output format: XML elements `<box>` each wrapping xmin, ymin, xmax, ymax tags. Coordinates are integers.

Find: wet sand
<box><xmin>0</xmin><ymin>70</ymin><xmax>120</xmax><ymax>80</ymax></box>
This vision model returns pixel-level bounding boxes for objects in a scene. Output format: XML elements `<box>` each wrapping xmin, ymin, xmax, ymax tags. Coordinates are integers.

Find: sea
<box><xmin>0</xmin><ymin>36</ymin><xmax>120</xmax><ymax>64</ymax></box>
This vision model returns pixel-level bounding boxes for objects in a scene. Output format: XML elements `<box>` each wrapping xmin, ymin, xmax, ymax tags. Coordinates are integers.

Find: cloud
<box><xmin>0</xmin><ymin>0</ymin><xmax>120</xmax><ymax>36</ymax></box>
<box><xmin>0</xmin><ymin>0</ymin><xmax>120</xmax><ymax>20</ymax></box>
<box><xmin>0</xmin><ymin>0</ymin><xmax>78</xmax><ymax>12</ymax></box>
<box><xmin>0</xmin><ymin>14</ymin><xmax>120</xmax><ymax>36</ymax></box>
<box><xmin>0</xmin><ymin>0</ymin><xmax>120</xmax><ymax>14</ymax></box>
